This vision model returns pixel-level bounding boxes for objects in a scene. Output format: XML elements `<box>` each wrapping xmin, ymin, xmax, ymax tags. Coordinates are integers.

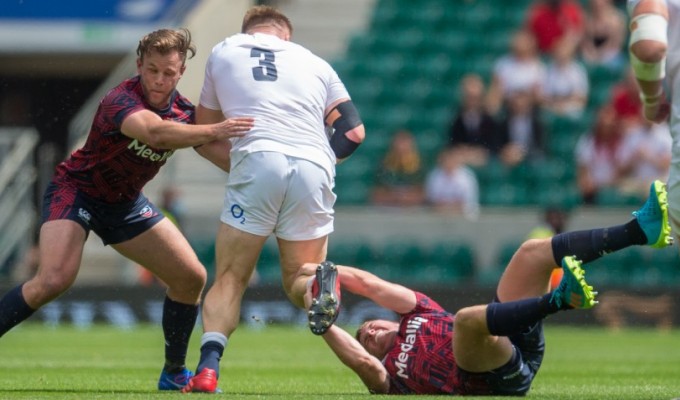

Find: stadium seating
<box><xmin>333</xmin><ymin>0</ymin><xmax>629</xmax><ymax>208</ymax></box>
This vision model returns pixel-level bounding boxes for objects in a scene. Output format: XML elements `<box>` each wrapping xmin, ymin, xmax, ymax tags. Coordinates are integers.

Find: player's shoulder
<box><xmin>100</xmin><ymin>76</ymin><xmax>142</xmax><ymax>107</ymax></box>
<box><xmin>413</xmin><ymin>292</ymin><xmax>447</xmax><ymax>313</ymax></box>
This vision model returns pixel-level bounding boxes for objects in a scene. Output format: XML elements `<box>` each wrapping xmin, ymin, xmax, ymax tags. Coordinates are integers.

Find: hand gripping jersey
<box><xmin>53</xmin><ymin>76</ymin><xmax>194</xmax><ymax>203</ymax></box>
<box><xmin>199</xmin><ymin>32</ymin><xmax>350</xmax><ymax>178</ymax></box>
<box><xmin>383</xmin><ymin>292</ymin><xmax>459</xmax><ymax>394</ymax></box>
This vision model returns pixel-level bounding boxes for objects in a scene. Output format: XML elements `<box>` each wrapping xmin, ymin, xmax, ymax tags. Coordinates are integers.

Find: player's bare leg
<box><xmin>113</xmin><ymin>217</ymin><xmax>207</xmax><ymax>390</ymax></box>
<box><xmin>0</xmin><ymin>220</ymin><xmax>86</xmax><ymax>339</ymax></box>
<box><xmin>278</xmin><ymin>235</ymin><xmax>328</xmax><ymax>308</ymax></box>
<box><xmin>114</xmin><ymin>218</ymin><xmax>206</xmax><ymax>304</ymax></box>
<box><xmin>277</xmin><ymin>236</ymin><xmax>341</xmax><ymax>335</ymax></box>
<box><xmin>22</xmin><ymin>220</ymin><xmax>86</xmax><ymax>307</ymax></box>
<box><xmin>183</xmin><ymin>223</ymin><xmax>266</xmax><ymax>393</ymax></box>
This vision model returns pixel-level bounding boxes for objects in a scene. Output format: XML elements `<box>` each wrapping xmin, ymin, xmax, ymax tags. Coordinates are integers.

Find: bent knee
<box><xmin>515</xmin><ymin>238</ymin><xmax>551</xmax><ymax>260</ymax></box>
<box><xmin>26</xmin><ymin>274</ymin><xmax>75</xmax><ymax>306</ymax></box>
<box><xmin>168</xmin><ymin>264</ymin><xmax>207</xmax><ymax>293</ymax></box>
<box><xmin>455</xmin><ymin>305</ymin><xmax>488</xmax><ymax>333</ymax></box>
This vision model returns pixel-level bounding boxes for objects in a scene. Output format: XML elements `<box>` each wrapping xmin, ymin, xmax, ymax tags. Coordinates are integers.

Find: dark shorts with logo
<box><xmin>456</xmin><ymin>309</ymin><xmax>544</xmax><ymax>396</ymax></box>
<box><xmin>41</xmin><ymin>181</ymin><xmax>164</xmax><ymax>245</ymax></box>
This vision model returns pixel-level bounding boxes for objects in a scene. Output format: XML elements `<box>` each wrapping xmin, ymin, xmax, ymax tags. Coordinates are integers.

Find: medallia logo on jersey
<box><xmin>78</xmin><ymin>208</ymin><xmax>92</xmax><ymax>225</ymax></box>
<box><xmin>139</xmin><ymin>205</ymin><xmax>156</xmax><ymax>218</ymax></box>
<box><xmin>128</xmin><ymin>139</ymin><xmax>174</xmax><ymax>162</ymax></box>
<box><xmin>395</xmin><ymin>316</ymin><xmax>428</xmax><ymax>379</ymax></box>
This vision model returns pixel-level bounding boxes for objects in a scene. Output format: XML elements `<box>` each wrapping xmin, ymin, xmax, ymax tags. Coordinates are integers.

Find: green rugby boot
<box><xmin>633</xmin><ymin>180</ymin><xmax>672</xmax><ymax>248</ymax></box>
<box><xmin>550</xmin><ymin>256</ymin><xmax>597</xmax><ymax>309</ymax></box>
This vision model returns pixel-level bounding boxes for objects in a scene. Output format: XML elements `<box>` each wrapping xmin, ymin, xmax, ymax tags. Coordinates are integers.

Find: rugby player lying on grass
<box><xmin>304</xmin><ymin>180</ymin><xmax>671</xmax><ymax>395</ymax></box>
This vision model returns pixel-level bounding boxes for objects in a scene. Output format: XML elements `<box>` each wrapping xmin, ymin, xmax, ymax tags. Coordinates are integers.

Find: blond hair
<box><xmin>136</xmin><ymin>28</ymin><xmax>196</xmax><ymax>65</ymax></box>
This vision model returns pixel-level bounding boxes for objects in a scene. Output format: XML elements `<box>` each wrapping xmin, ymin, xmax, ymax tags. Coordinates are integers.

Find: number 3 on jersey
<box><xmin>251</xmin><ymin>48</ymin><xmax>278</xmax><ymax>81</ymax></box>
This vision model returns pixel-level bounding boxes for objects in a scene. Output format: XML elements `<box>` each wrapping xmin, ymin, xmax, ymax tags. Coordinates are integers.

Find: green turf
<box><xmin>0</xmin><ymin>324</ymin><xmax>678</xmax><ymax>399</ymax></box>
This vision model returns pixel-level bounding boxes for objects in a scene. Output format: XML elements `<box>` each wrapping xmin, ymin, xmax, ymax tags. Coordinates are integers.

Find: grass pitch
<box><xmin>0</xmin><ymin>324</ymin><xmax>678</xmax><ymax>399</ymax></box>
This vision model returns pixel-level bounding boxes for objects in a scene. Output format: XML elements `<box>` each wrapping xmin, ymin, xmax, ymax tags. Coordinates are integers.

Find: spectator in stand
<box><xmin>371</xmin><ymin>129</ymin><xmax>425</xmax><ymax>207</ymax></box>
<box><xmin>525</xmin><ymin>0</ymin><xmax>585</xmax><ymax>55</ymax></box>
<box><xmin>580</xmin><ymin>0</ymin><xmax>627</xmax><ymax>70</ymax></box>
<box><xmin>486</xmin><ymin>30</ymin><xmax>546</xmax><ymax>116</ymax></box>
<box><xmin>608</xmin><ymin>69</ymin><xmax>645</xmax><ymax>132</ymax></box>
<box><xmin>541</xmin><ymin>39</ymin><xmax>589</xmax><ymax>119</ymax></box>
<box><xmin>575</xmin><ymin>105</ymin><xmax>624</xmax><ymax>204</ymax></box>
<box><xmin>447</xmin><ymin>73</ymin><xmax>498</xmax><ymax>167</ymax></box>
<box><xmin>616</xmin><ymin>121</ymin><xmax>672</xmax><ymax>198</ymax></box>
<box><xmin>496</xmin><ymin>90</ymin><xmax>546</xmax><ymax>167</ymax></box>
<box><xmin>424</xmin><ymin>147</ymin><xmax>479</xmax><ymax>219</ymax></box>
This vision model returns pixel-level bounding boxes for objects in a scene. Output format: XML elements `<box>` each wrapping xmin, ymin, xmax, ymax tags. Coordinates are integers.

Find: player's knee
<box><xmin>631</xmin><ymin>41</ymin><xmax>667</xmax><ymax>63</ymax></box>
<box><xmin>516</xmin><ymin>238</ymin><xmax>545</xmax><ymax>259</ymax></box>
<box><xmin>454</xmin><ymin>305</ymin><xmax>487</xmax><ymax>334</ymax></box>
<box><xmin>187</xmin><ymin>266</ymin><xmax>208</xmax><ymax>290</ymax></box>
<box><xmin>29</xmin><ymin>272</ymin><xmax>75</xmax><ymax>305</ymax></box>
<box><xmin>170</xmin><ymin>264</ymin><xmax>207</xmax><ymax>296</ymax></box>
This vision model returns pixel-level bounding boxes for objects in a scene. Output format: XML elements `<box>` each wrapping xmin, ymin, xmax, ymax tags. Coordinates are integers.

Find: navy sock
<box><xmin>551</xmin><ymin>220</ymin><xmax>646</xmax><ymax>265</ymax></box>
<box><xmin>197</xmin><ymin>341</ymin><xmax>225</xmax><ymax>378</ymax></box>
<box><xmin>0</xmin><ymin>284</ymin><xmax>36</xmax><ymax>337</ymax></box>
<box><xmin>162</xmin><ymin>296</ymin><xmax>198</xmax><ymax>373</ymax></box>
<box><xmin>486</xmin><ymin>294</ymin><xmax>557</xmax><ymax>337</ymax></box>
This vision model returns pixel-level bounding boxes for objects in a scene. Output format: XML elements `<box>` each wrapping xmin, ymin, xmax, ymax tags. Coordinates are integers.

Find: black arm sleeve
<box><xmin>326</xmin><ymin>100</ymin><xmax>363</xmax><ymax>159</ymax></box>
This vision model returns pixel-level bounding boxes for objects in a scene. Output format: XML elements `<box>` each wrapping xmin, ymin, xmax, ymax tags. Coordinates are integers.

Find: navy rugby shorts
<box><xmin>41</xmin><ymin>181</ymin><xmax>164</xmax><ymax>245</ymax></box>
<box><xmin>456</xmin><ymin>308</ymin><xmax>544</xmax><ymax>395</ymax></box>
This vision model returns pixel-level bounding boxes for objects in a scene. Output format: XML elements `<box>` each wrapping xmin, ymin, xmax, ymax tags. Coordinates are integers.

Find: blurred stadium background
<box><xmin>0</xmin><ymin>0</ymin><xmax>678</xmax><ymax>330</ymax></box>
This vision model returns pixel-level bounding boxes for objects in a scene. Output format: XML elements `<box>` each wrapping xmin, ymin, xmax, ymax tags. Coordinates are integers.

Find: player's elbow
<box><xmin>347</xmin><ymin>125</ymin><xmax>365</xmax><ymax>144</ymax></box>
<box><xmin>354</xmin><ymin>359</ymin><xmax>389</xmax><ymax>394</ymax></box>
<box><xmin>631</xmin><ymin>40</ymin><xmax>667</xmax><ymax>64</ymax></box>
<box><xmin>141</xmin><ymin>132</ymin><xmax>167</xmax><ymax>149</ymax></box>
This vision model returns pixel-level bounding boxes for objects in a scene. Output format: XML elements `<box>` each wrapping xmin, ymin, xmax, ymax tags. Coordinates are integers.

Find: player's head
<box><xmin>355</xmin><ymin>319</ymin><xmax>399</xmax><ymax>359</ymax></box>
<box><xmin>242</xmin><ymin>5</ymin><xmax>293</xmax><ymax>41</ymax></box>
<box><xmin>135</xmin><ymin>29</ymin><xmax>195</xmax><ymax>108</ymax></box>
<box><xmin>137</xmin><ymin>28</ymin><xmax>196</xmax><ymax>66</ymax></box>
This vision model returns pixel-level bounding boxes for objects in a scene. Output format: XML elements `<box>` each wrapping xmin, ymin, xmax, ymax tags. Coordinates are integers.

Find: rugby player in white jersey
<box><xmin>182</xmin><ymin>5</ymin><xmax>365</xmax><ymax>393</ymax></box>
<box><xmin>627</xmin><ymin>1</ymin><xmax>680</xmax><ymax>244</ymax></box>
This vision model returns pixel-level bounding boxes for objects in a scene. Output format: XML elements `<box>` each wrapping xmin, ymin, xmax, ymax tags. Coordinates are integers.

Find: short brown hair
<box><xmin>136</xmin><ymin>28</ymin><xmax>196</xmax><ymax>64</ymax></box>
<box><xmin>241</xmin><ymin>5</ymin><xmax>293</xmax><ymax>36</ymax></box>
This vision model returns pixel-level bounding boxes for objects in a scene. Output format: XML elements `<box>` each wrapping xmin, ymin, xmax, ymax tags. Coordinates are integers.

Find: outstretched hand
<box><xmin>215</xmin><ymin>117</ymin><xmax>254</xmax><ymax>139</ymax></box>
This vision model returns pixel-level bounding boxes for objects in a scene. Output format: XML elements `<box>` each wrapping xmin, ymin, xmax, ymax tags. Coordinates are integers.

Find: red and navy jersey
<box><xmin>384</xmin><ymin>292</ymin><xmax>459</xmax><ymax>395</ymax></box>
<box><xmin>53</xmin><ymin>75</ymin><xmax>195</xmax><ymax>203</ymax></box>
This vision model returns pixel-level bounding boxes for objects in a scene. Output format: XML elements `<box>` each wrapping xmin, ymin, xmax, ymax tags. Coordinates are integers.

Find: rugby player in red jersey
<box><xmin>0</xmin><ymin>28</ymin><xmax>253</xmax><ymax>390</ymax></box>
<box><xmin>306</xmin><ymin>180</ymin><xmax>671</xmax><ymax>395</ymax></box>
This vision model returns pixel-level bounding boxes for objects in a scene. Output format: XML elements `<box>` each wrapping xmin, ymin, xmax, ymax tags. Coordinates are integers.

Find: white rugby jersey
<box><xmin>200</xmin><ymin>32</ymin><xmax>350</xmax><ymax>177</ymax></box>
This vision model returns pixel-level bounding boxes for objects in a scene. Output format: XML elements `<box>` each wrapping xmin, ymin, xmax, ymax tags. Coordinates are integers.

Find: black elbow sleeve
<box><xmin>327</xmin><ymin>100</ymin><xmax>363</xmax><ymax>159</ymax></box>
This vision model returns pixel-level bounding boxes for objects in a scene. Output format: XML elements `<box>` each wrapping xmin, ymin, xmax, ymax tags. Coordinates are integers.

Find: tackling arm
<box><xmin>338</xmin><ymin>265</ymin><xmax>416</xmax><ymax>315</ymax></box>
<box><xmin>193</xmin><ymin>104</ymin><xmax>233</xmax><ymax>172</ymax></box>
<box><xmin>120</xmin><ymin>108</ymin><xmax>252</xmax><ymax>150</ymax></box>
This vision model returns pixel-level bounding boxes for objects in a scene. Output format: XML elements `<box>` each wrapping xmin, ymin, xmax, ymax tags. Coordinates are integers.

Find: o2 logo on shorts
<box><xmin>230</xmin><ymin>204</ymin><xmax>246</xmax><ymax>224</ymax></box>
<box><xmin>139</xmin><ymin>205</ymin><xmax>156</xmax><ymax>219</ymax></box>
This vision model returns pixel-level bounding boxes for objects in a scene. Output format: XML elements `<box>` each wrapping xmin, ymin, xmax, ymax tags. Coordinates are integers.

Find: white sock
<box><xmin>201</xmin><ymin>331</ymin><xmax>228</xmax><ymax>348</ymax></box>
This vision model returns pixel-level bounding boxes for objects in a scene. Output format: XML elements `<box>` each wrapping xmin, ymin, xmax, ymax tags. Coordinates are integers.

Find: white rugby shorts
<box><xmin>220</xmin><ymin>151</ymin><xmax>336</xmax><ymax>240</ymax></box>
